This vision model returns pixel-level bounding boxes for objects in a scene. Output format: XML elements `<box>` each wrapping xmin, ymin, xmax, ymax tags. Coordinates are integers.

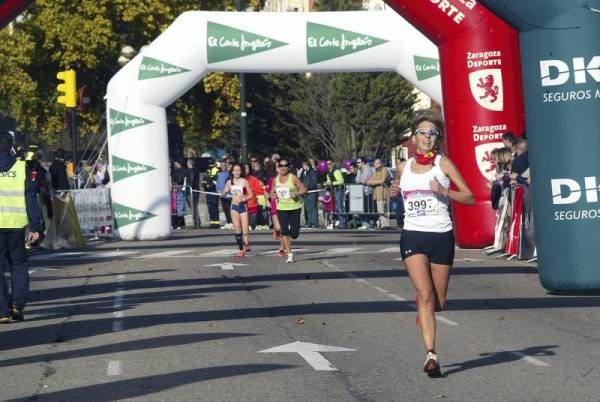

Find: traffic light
<box><xmin>56</xmin><ymin>69</ymin><xmax>77</xmax><ymax>108</ymax></box>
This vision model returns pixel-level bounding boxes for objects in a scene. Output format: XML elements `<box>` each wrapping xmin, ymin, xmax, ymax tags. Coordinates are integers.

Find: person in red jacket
<box><xmin>244</xmin><ymin>163</ymin><xmax>265</xmax><ymax>231</ymax></box>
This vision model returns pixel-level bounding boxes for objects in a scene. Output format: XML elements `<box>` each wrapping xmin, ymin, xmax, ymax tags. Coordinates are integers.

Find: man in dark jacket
<box><xmin>300</xmin><ymin>160</ymin><xmax>318</xmax><ymax>228</ymax></box>
<box><xmin>185</xmin><ymin>158</ymin><xmax>201</xmax><ymax>228</ymax></box>
<box><xmin>0</xmin><ymin>131</ymin><xmax>43</xmax><ymax>323</ymax></box>
<box><xmin>49</xmin><ymin>148</ymin><xmax>70</xmax><ymax>191</ymax></box>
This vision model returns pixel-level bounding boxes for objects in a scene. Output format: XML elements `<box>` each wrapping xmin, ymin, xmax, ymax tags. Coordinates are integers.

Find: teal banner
<box><xmin>518</xmin><ymin>8</ymin><xmax>600</xmax><ymax>292</ymax></box>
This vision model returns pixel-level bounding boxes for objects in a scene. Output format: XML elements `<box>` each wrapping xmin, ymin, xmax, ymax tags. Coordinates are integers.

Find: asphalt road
<box><xmin>1</xmin><ymin>229</ymin><xmax>599</xmax><ymax>401</ymax></box>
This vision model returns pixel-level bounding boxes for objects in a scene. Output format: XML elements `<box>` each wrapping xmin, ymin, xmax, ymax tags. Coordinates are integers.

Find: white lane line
<box><xmin>324</xmin><ymin>248</ymin><xmax>363</xmax><ymax>255</ymax></box>
<box><xmin>117</xmin><ymin>274</ymin><xmax>126</xmax><ymax>282</ymax></box>
<box><xmin>510</xmin><ymin>352</ymin><xmax>550</xmax><ymax>367</ymax></box>
<box><xmin>326</xmin><ymin>262</ymin><xmax>548</xmax><ymax>367</ymax></box>
<box><xmin>198</xmin><ymin>249</ymin><xmax>240</xmax><ymax>257</ymax></box>
<box><xmin>107</xmin><ymin>360</ymin><xmax>123</xmax><ymax>376</ymax></box>
<box><xmin>261</xmin><ymin>248</ymin><xmax>307</xmax><ymax>256</ymax></box>
<box><xmin>136</xmin><ymin>249</ymin><xmax>194</xmax><ymax>259</ymax></box>
<box><xmin>30</xmin><ymin>251</ymin><xmax>138</xmax><ymax>261</ymax></box>
<box><xmin>113</xmin><ymin>311</ymin><xmax>123</xmax><ymax>318</ymax></box>
<box><xmin>28</xmin><ymin>267</ymin><xmax>59</xmax><ymax>275</ymax></box>
<box><xmin>374</xmin><ymin>286</ymin><xmax>390</xmax><ymax>294</ymax></box>
<box><xmin>325</xmin><ymin>260</ymin><xmax>457</xmax><ymax>327</ymax></box>
<box><xmin>29</xmin><ymin>252</ymin><xmax>85</xmax><ymax>260</ymax></box>
<box><xmin>113</xmin><ymin>300</ymin><xmax>123</xmax><ymax>309</ymax></box>
<box><xmin>436</xmin><ymin>316</ymin><xmax>459</xmax><ymax>326</ymax></box>
<box><xmin>378</xmin><ymin>247</ymin><xmax>400</xmax><ymax>253</ymax></box>
<box><xmin>112</xmin><ymin>321</ymin><xmax>123</xmax><ymax>332</ymax></box>
<box><xmin>387</xmin><ymin>294</ymin><xmax>406</xmax><ymax>302</ymax></box>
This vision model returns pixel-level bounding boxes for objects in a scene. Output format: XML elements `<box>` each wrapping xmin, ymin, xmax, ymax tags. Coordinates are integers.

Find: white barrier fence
<box><xmin>68</xmin><ymin>188</ymin><xmax>114</xmax><ymax>236</ymax></box>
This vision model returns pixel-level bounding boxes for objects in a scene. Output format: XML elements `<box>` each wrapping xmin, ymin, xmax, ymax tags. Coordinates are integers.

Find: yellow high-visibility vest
<box><xmin>0</xmin><ymin>160</ymin><xmax>28</xmax><ymax>228</ymax></box>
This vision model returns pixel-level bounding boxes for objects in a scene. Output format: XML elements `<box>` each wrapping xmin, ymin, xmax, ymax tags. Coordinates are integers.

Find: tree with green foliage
<box><xmin>0</xmin><ymin>0</ymin><xmax>245</xmax><ymax>152</ymax></box>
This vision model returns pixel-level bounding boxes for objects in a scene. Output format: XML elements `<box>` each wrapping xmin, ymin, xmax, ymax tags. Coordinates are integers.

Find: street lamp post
<box><xmin>236</xmin><ymin>0</ymin><xmax>248</xmax><ymax>164</ymax></box>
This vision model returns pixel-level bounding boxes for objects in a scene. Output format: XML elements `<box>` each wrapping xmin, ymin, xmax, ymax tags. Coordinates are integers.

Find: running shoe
<box><xmin>286</xmin><ymin>253</ymin><xmax>294</xmax><ymax>264</ymax></box>
<box><xmin>273</xmin><ymin>230</ymin><xmax>280</xmax><ymax>240</ymax></box>
<box><xmin>10</xmin><ymin>306</ymin><xmax>24</xmax><ymax>322</ymax></box>
<box><xmin>0</xmin><ymin>316</ymin><xmax>10</xmax><ymax>324</ymax></box>
<box><xmin>236</xmin><ymin>250</ymin><xmax>246</xmax><ymax>258</ymax></box>
<box><xmin>278</xmin><ymin>249</ymin><xmax>287</xmax><ymax>257</ymax></box>
<box><xmin>423</xmin><ymin>351</ymin><xmax>441</xmax><ymax>378</ymax></box>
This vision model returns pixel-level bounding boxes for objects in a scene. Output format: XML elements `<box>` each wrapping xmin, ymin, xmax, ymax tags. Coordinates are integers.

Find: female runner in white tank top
<box><xmin>390</xmin><ymin>113</ymin><xmax>474</xmax><ymax>377</ymax></box>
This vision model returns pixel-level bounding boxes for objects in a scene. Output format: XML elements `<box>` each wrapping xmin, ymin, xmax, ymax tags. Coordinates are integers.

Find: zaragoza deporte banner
<box><xmin>106</xmin><ymin>11</ymin><xmax>443</xmax><ymax>240</ymax></box>
<box><xmin>384</xmin><ymin>0</ymin><xmax>526</xmax><ymax>248</ymax></box>
<box><xmin>481</xmin><ymin>0</ymin><xmax>600</xmax><ymax>292</ymax></box>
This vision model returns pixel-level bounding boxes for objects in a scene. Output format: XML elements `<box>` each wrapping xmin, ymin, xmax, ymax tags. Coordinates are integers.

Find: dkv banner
<box><xmin>383</xmin><ymin>0</ymin><xmax>526</xmax><ymax>248</ymax></box>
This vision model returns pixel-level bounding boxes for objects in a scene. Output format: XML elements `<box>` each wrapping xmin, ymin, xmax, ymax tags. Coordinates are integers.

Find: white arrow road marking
<box><xmin>136</xmin><ymin>250</ymin><xmax>194</xmax><ymax>258</ymax></box>
<box><xmin>510</xmin><ymin>351</ymin><xmax>550</xmax><ymax>367</ymax></box>
<box><xmin>28</xmin><ymin>267</ymin><xmax>59</xmax><ymax>275</ymax></box>
<box><xmin>258</xmin><ymin>341</ymin><xmax>355</xmax><ymax>371</ymax></box>
<box><xmin>204</xmin><ymin>263</ymin><xmax>248</xmax><ymax>271</ymax></box>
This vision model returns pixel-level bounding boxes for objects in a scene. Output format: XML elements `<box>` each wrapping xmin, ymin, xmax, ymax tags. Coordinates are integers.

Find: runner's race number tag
<box><xmin>404</xmin><ymin>190</ymin><xmax>442</xmax><ymax>218</ymax></box>
<box><xmin>276</xmin><ymin>186</ymin><xmax>291</xmax><ymax>199</ymax></box>
<box><xmin>231</xmin><ymin>185</ymin><xmax>243</xmax><ymax>196</ymax></box>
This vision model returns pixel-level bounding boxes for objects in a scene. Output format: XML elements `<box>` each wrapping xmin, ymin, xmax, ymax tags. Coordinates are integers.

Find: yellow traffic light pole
<box><xmin>56</xmin><ymin>69</ymin><xmax>78</xmax><ymax>164</ymax></box>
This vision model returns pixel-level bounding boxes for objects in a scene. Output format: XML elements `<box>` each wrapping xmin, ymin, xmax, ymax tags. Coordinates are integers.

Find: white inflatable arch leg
<box><xmin>106</xmin><ymin>10</ymin><xmax>442</xmax><ymax>240</ymax></box>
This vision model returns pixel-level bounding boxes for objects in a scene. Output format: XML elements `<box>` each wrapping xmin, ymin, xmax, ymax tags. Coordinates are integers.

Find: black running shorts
<box><xmin>400</xmin><ymin>230</ymin><xmax>455</xmax><ymax>265</ymax></box>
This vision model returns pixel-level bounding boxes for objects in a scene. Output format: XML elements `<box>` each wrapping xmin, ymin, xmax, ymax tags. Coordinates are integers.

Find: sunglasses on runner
<box><xmin>414</xmin><ymin>128</ymin><xmax>441</xmax><ymax>138</ymax></box>
<box><xmin>278</xmin><ymin>163</ymin><xmax>288</xmax><ymax>167</ymax></box>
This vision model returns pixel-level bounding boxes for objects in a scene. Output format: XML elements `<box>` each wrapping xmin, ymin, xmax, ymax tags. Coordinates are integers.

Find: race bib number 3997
<box><xmin>403</xmin><ymin>190</ymin><xmax>442</xmax><ymax>218</ymax></box>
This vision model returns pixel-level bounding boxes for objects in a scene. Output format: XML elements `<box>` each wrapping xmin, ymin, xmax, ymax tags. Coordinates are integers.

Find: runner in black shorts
<box><xmin>390</xmin><ymin>112</ymin><xmax>474</xmax><ymax>377</ymax></box>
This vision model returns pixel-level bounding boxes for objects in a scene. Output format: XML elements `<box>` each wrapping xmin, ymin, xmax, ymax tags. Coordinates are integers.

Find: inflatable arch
<box><xmin>385</xmin><ymin>0</ymin><xmax>526</xmax><ymax>248</ymax></box>
<box><xmin>106</xmin><ymin>11</ymin><xmax>443</xmax><ymax>240</ymax></box>
<box><xmin>390</xmin><ymin>0</ymin><xmax>600</xmax><ymax>292</ymax></box>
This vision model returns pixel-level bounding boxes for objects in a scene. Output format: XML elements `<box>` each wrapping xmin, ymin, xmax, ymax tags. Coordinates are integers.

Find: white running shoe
<box><xmin>423</xmin><ymin>351</ymin><xmax>441</xmax><ymax>377</ymax></box>
<box><xmin>286</xmin><ymin>253</ymin><xmax>294</xmax><ymax>264</ymax></box>
<box><xmin>326</xmin><ymin>224</ymin><xmax>334</xmax><ymax>230</ymax></box>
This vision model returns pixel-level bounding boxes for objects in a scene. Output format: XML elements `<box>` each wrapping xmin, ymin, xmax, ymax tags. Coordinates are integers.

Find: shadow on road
<box><xmin>6</xmin><ymin>364</ymin><xmax>294</xmax><ymax>401</ymax></box>
<box><xmin>443</xmin><ymin>345</ymin><xmax>558</xmax><ymax>377</ymax></box>
<box><xmin>0</xmin><ymin>333</ymin><xmax>254</xmax><ymax>368</ymax></box>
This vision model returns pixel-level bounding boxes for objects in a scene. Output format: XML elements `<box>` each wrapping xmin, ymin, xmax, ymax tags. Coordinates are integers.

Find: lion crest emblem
<box><xmin>469</xmin><ymin>69</ymin><xmax>504</xmax><ymax>111</ymax></box>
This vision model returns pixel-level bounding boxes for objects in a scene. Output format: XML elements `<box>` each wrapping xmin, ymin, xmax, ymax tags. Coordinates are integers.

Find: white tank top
<box><xmin>400</xmin><ymin>155</ymin><xmax>453</xmax><ymax>233</ymax></box>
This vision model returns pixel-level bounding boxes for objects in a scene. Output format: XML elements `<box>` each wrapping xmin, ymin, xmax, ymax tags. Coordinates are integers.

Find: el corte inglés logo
<box><xmin>138</xmin><ymin>57</ymin><xmax>190</xmax><ymax>80</ymax></box>
<box><xmin>111</xmin><ymin>155</ymin><xmax>156</xmax><ymax>183</ymax></box>
<box><xmin>113</xmin><ymin>202</ymin><xmax>156</xmax><ymax>229</ymax></box>
<box><xmin>414</xmin><ymin>55</ymin><xmax>440</xmax><ymax>81</ymax></box>
<box><xmin>207</xmin><ymin>21</ymin><xmax>288</xmax><ymax>63</ymax></box>
<box><xmin>306</xmin><ymin>22</ymin><xmax>388</xmax><ymax>64</ymax></box>
<box><xmin>109</xmin><ymin>109</ymin><xmax>153</xmax><ymax>136</ymax></box>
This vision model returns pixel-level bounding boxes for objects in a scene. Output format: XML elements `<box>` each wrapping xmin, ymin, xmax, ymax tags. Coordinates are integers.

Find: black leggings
<box><xmin>277</xmin><ymin>208</ymin><xmax>301</xmax><ymax>239</ymax></box>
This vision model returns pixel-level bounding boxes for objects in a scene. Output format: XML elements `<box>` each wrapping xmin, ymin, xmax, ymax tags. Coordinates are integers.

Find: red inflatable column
<box><xmin>0</xmin><ymin>1</ymin><xmax>34</xmax><ymax>29</ymax></box>
<box><xmin>385</xmin><ymin>0</ymin><xmax>525</xmax><ymax>247</ymax></box>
